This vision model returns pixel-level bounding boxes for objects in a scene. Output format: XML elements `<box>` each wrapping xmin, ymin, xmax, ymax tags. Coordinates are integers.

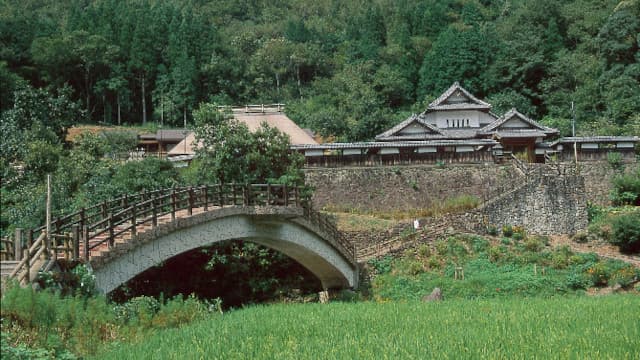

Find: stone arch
<box><xmin>92</xmin><ymin>208</ymin><xmax>358</xmax><ymax>294</ymax></box>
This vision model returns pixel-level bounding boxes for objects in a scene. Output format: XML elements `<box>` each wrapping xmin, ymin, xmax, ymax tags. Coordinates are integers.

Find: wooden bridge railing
<box><xmin>1</xmin><ymin>183</ymin><xmax>355</xmax><ymax>278</ymax></box>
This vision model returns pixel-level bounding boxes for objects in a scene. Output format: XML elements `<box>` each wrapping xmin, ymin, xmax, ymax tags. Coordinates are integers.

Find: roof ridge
<box><xmin>427</xmin><ymin>82</ymin><xmax>491</xmax><ymax>110</ymax></box>
<box><xmin>481</xmin><ymin>108</ymin><xmax>557</xmax><ymax>133</ymax></box>
<box><xmin>375</xmin><ymin>114</ymin><xmax>443</xmax><ymax>140</ymax></box>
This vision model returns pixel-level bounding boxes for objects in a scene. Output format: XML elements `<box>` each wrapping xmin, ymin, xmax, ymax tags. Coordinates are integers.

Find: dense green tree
<box><xmin>190</xmin><ymin>103</ymin><xmax>304</xmax><ymax>186</ymax></box>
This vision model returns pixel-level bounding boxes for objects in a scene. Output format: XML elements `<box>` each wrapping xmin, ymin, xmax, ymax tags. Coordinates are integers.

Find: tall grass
<box><xmin>94</xmin><ymin>296</ymin><xmax>640</xmax><ymax>359</ymax></box>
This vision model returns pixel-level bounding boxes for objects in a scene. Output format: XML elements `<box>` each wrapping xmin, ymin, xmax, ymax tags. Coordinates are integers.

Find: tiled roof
<box><xmin>426</xmin><ymin>82</ymin><xmax>491</xmax><ymax>111</ymax></box>
<box><xmin>481</xmin><ymin>108</ymin><xmax>557</xmax><ymax>134</ymax></box>
<box><xmin>494</xmin><ymin>130</ymin><xmax>548</xmax><ymax>139</ymax></box>
<box><xmin>375</xmin><ymin>114</ymin><xmax>444</xmax><ymax>140</ymax></box>
<box><xmin>291</xmin><ymin>139</ymin><xmax>497</xmax><ymax>150</ymax></box>
<box><xmin>553</xmin><ymin>136</ymin><xmax>640</xmax><ymax>144</ymax></box>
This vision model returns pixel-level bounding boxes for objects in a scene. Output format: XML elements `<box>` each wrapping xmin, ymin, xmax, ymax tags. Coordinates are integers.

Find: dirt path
<box><xmin>549</xmin><ymin>235</ymin><xmax>640</xmax><ymax>268</ymax></box>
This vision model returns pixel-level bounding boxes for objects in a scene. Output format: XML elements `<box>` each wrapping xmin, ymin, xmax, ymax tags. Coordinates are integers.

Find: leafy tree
<box><xmin>191</xmin><ymin>103</ymin><xmax>304</xmax><ymax>186</ymax></box>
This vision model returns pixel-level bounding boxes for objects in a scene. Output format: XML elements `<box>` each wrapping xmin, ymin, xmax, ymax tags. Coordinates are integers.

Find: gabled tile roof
<box><xmin>425</xmin><ymin>82</ymin><xmax>491</xmax><ymax>111</ymax></box>
<box><xmin>375</xmin><ymin>114</ymin><xmax>444</xmax><ymax>141</ymax></box>
<box><xmin>291</xmin><ymin>139</ymin><xmax>498</xmax><ymax>150</ymax></box>
<box><xmin>480</xmin><ymin>108</ymin><xmax>557</xmax><ymax>134</ymax></box>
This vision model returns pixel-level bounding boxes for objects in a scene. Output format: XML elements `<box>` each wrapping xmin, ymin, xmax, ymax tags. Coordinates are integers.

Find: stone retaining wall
<box><xmin>305</xmin><ymin>164</ymin><xmax>519</xmax><ymax>213</ymax></box>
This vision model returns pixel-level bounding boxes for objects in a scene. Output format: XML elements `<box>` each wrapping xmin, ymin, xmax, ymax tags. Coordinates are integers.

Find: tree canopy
<box><xmin>1</xmin><ymin>0</ymin><xmax>637</xmax><ymax>139</ymax></box>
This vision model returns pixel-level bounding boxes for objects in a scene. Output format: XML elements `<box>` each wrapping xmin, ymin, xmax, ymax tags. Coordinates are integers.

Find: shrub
<box><xmin>114</xmin><ymin>296</ymin><xmax>160</xmax><ymax>326</ymax></box>
<box><xmin>471</xmin><ymin>237</ymin><xmax>489</xmax><ymax>253</ymax></box>
<box><xmin>501</xmin><ymin>237</ymin><xmax>511</xmax><ymax>245</ymax></box>
<box><xmin>609</xmin><ymin>212</ymin><xmax>640</xmax><ymax>253</ymax></box>
<box><xmin>487</xmin><ymin>225</ymin><xmax>498</xmax><ymax>236</ymax></box>
<box><xmin>435</xmin><ymin>240</ymin><xmax>447</xmax><ymax>256</ymax></box>
<box><xmin>573</xmin><ymin>231</ymin><xmax>589</xmax><ymax>243</ymax></box>
<box><xmin>606</xmin><ymin>152</ymin><xmax>624</xmax><ymax>172</ymax></box>
<box><xmin>368</xmin><ymin>256</ymin><xmax>393</xmax><ymax>275</ymax></box>
<box><xmin>488</xmin><ymin>246</ymin><xmax>503</xmax><ymax>262</ymax></box>
<box><xmin>512</xmin><ymin>232</ymin><xmax>524</xmax><ymax>242</ymax></box>
<box><xmin>565</xmin><ymin>272</ymin><xmax>591</xmax><ymax>290</ymax></box>
<box><xmin>502</xmin><ymin>225</ymin><xmax>513</xmax><ymax>237</ymax></box>
<box><xmin>150</xmin><ymin>295</ymin><xmax>210</xmax><ymax>329</ymax></box>
<box><xmin>417</xmin><ymin>244</ymin><xmax>431</xmax><ymax>258</ymax></box>
<box><xmin>610</xmin><ymin>266</ymin><xmax>639</xmax><ymax>288</ymax></box>
<box><xmin>610</xmin><ymin>169</ymin><xmax>640</xmax><ymax>206</ymax></box>
<box><xmin>427</xmin><ymin>256</ymin><xmax>441</xmax><ymax>269</ymax></box>
<box><xmin>586</xmin><ymin>263</ymin><xmax>610</xmax><ymax>287</ymax></box>
<box><xmin>523</xmin><ymin>238</ymin><xmax>544</xmax><ymax>252</ymax></box>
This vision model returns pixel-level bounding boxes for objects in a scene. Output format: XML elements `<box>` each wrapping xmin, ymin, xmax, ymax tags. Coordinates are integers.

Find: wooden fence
<box><xmin>303</xmin><ymin>151</ymin><xmax>494</xmax><ymax>168</ymax></box>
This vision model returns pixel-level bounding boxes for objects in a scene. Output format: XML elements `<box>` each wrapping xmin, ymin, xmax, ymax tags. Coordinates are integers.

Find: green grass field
<box><xmin>94</xmin><ymin>295</ymin><xmax>640</xmax><ymax>359</ymax></box>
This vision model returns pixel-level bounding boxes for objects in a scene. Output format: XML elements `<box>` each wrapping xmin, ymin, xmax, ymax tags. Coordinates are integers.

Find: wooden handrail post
<box><xmin>203</xmin><ymin>185</ymin><xmax>209</xmax><ymax>211</ymax></box>
<box><xmin>188</xmin><ymin>187</ymin><xmax>194</xmax><ymax>216</ymax></box>
<box><xmin>72</xmin><ymin>225</ymin><xmax>80</xmax><ymax>260</ymax></box>
<box><xmin>14</xmin><ymin>228</ymin><xmax>22</xmax><ymax>261</ymax></box>
<box><xmin>171</xmin><ymin>189</ymin><xmax>177</xmax><ymax>221</ymax></box>
<box><xmin>242</xmin><ymin>185</ymin><xmax>248</xmax><ymax>206</ymax></box>
<box><xmin>284</xmin><ymin>184</ymin><xmax>289</xmax><ymax>206</ymax></box>
<box><xmin>294</xmin><ymin>187</ymin><xmax>299</xmax><ymax>207</ymax></box>
<box><xmin>101</xmin><ymin>201</ymin><xmax>108</xmax><ymax>218</ymax></box>
<box><xmin>232</xmin><ymin>183</ymin><xmax>237</xmax><ymax>205</ymax></box>
<box><xmin>108</xmin><ymin>212</ymin><xmax>114</xmax><ymax>248</ymax></box>
<box><xmin>80</xmin><ymin>207</ymin><xmax>86</xmax><ymax>231</ymax></box>
<box><xmin>27</xmin><ymin>229</ymin><xmax>33</xmax><ymax>248</ymax></box>
<box><xmin>267</xmin><ymin>183</ymin><xmax>271</xmax><ymax>205</ymax></box>
<box><xmin>152</xmin><ymin>197</ymin><xmax>158</xmax><ymax>227</ymax></box>
<box><xmin>42</xmin><ymin>229</ymin><xmax>49</xmax><ymax>258</ymax></box>
<box><xmin>25</xmin><ymin>245</ymin><xmax>31</xmax><ymax>283</ymax></box>
<box><xmin>131</xmin><ymin>205</ymin><xmax>137</xmax><ymax>236</ymax></box>
<box><xmin>218</xmin><ymin>184</ymin><xmax>224</xmax><ymax>207</ymax></box>
<box><xmin>82</xmin><ymin>226</ymin><xmax>89</xmax><ymax>262</ymax></box>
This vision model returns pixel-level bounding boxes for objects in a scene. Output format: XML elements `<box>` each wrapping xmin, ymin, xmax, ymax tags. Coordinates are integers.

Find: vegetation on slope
<box><xmin>368</xmin><ymin>231</ymin><xmax>639</xmax><ymax>301</ymax></box>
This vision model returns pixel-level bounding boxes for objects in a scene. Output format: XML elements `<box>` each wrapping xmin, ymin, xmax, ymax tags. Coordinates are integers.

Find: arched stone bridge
<box><xmin>4</xmin><ymin>184</ymin><xmax>358</xmax><ymax>293</ymax></box>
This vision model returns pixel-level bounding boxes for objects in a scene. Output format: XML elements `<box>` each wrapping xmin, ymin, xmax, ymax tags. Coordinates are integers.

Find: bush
<box><xmin>512</xmin><ymin>232</ymin><xmax>524</xmax><ymax>242</ymax></box>
<box><xmin>502</xmin><ymin>225</ymin><xmax>513</xmax><ymax>238</ymax></box>
<box><xmin>565</xmin><ymin>272</ymin><xmax>590</xmax><ymax>290</ymax></box>
<box><xmin>609</xmin><ymin>212</ymin><xmax>640</xmax><ymax>253</ymax></box>
<box><xmin>586</xmin><ymin>263</ymin><xmax>610</xmax><ymax>287</ymax></box>
<box><xmin>471</xmin><ymin>237</ymin><xmax>489</xmax><ymax>253</ymax></box>
<box><xmin>610</xmin><ymin>266</ymin><xmax>639</xmax><ymax>288</ymax></box>
<box><xmin>524</xmin><ymin>238</ymin><xmax>544</xmax><ymax>252</ymax></box>
<box><xmin>610</xmin><ymin>169</ymin><xmax>640</xmax><ymax>206</ymax></box>
<box><xmin>150</xmin><ymin>295</ymin><xmax>210</xmax><ymax>329</ymax></box>
<box><xmin>368</xmin><ymin>256</ymin><xmax>393</xmax><ymax>275</ymax></box>
<box><xmin>572</xmin><ymin>231</ymin><xmax>589</xmax><ymax>243</ymax></box>
<box><xmin>487</xmin><ymin>225</ymin><xmax>498</xmax><ymax>236</ymax></box>
<box><xmin>114</xmin><ymin>296</ymin><xmax>160</xmax><ymax>326</ymax></box>
<box><xmin>417</xmin><ymin>244</ymin><xmax>431</xmax><ymax>258</ymax></box>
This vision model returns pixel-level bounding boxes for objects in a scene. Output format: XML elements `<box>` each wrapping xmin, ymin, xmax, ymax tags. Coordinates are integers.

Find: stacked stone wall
<box><xmin>305</xmin><ymin>164</ymin><xmax>520</xmax><ymax>213</ymax></box>
<box><xmin>577</xmin><ymin>161</ymin><xmax>639</xmax><ymax>206</ymax></box>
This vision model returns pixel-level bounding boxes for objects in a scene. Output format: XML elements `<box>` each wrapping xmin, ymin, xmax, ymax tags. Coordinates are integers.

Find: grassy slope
<box><xmin>94</xmin><ymin>296</ymin><xmax>639</xmax><ymax>359</ymax></box>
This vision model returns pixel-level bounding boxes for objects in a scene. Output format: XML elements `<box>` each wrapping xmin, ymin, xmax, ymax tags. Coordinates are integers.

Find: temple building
<box><xmin>375</xmin><ymin>82</ymin><xmax>559</xmax><ymax>162</ymax></box>
<box><xmin>293</xmin><ymin>82</ymin><xmax>638</xmax><ymax>166</ymax></box>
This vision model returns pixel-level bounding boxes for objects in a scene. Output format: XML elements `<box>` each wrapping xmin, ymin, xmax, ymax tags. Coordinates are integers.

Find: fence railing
<box><xmin>303</xmin><ymin>151</ymin><xmax>494</xmax><ymax>168</ymax></box>
<box><xmin>1</xmin><ymin>183</ymin><xmax>356</xmax><ymax>279</ymax></box>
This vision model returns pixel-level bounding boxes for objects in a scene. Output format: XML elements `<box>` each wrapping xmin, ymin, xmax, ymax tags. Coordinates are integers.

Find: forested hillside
<box><xmin>1</xmin><ymin>0</ymin><xmax>638</xmax><ymax>141</ymax></box>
